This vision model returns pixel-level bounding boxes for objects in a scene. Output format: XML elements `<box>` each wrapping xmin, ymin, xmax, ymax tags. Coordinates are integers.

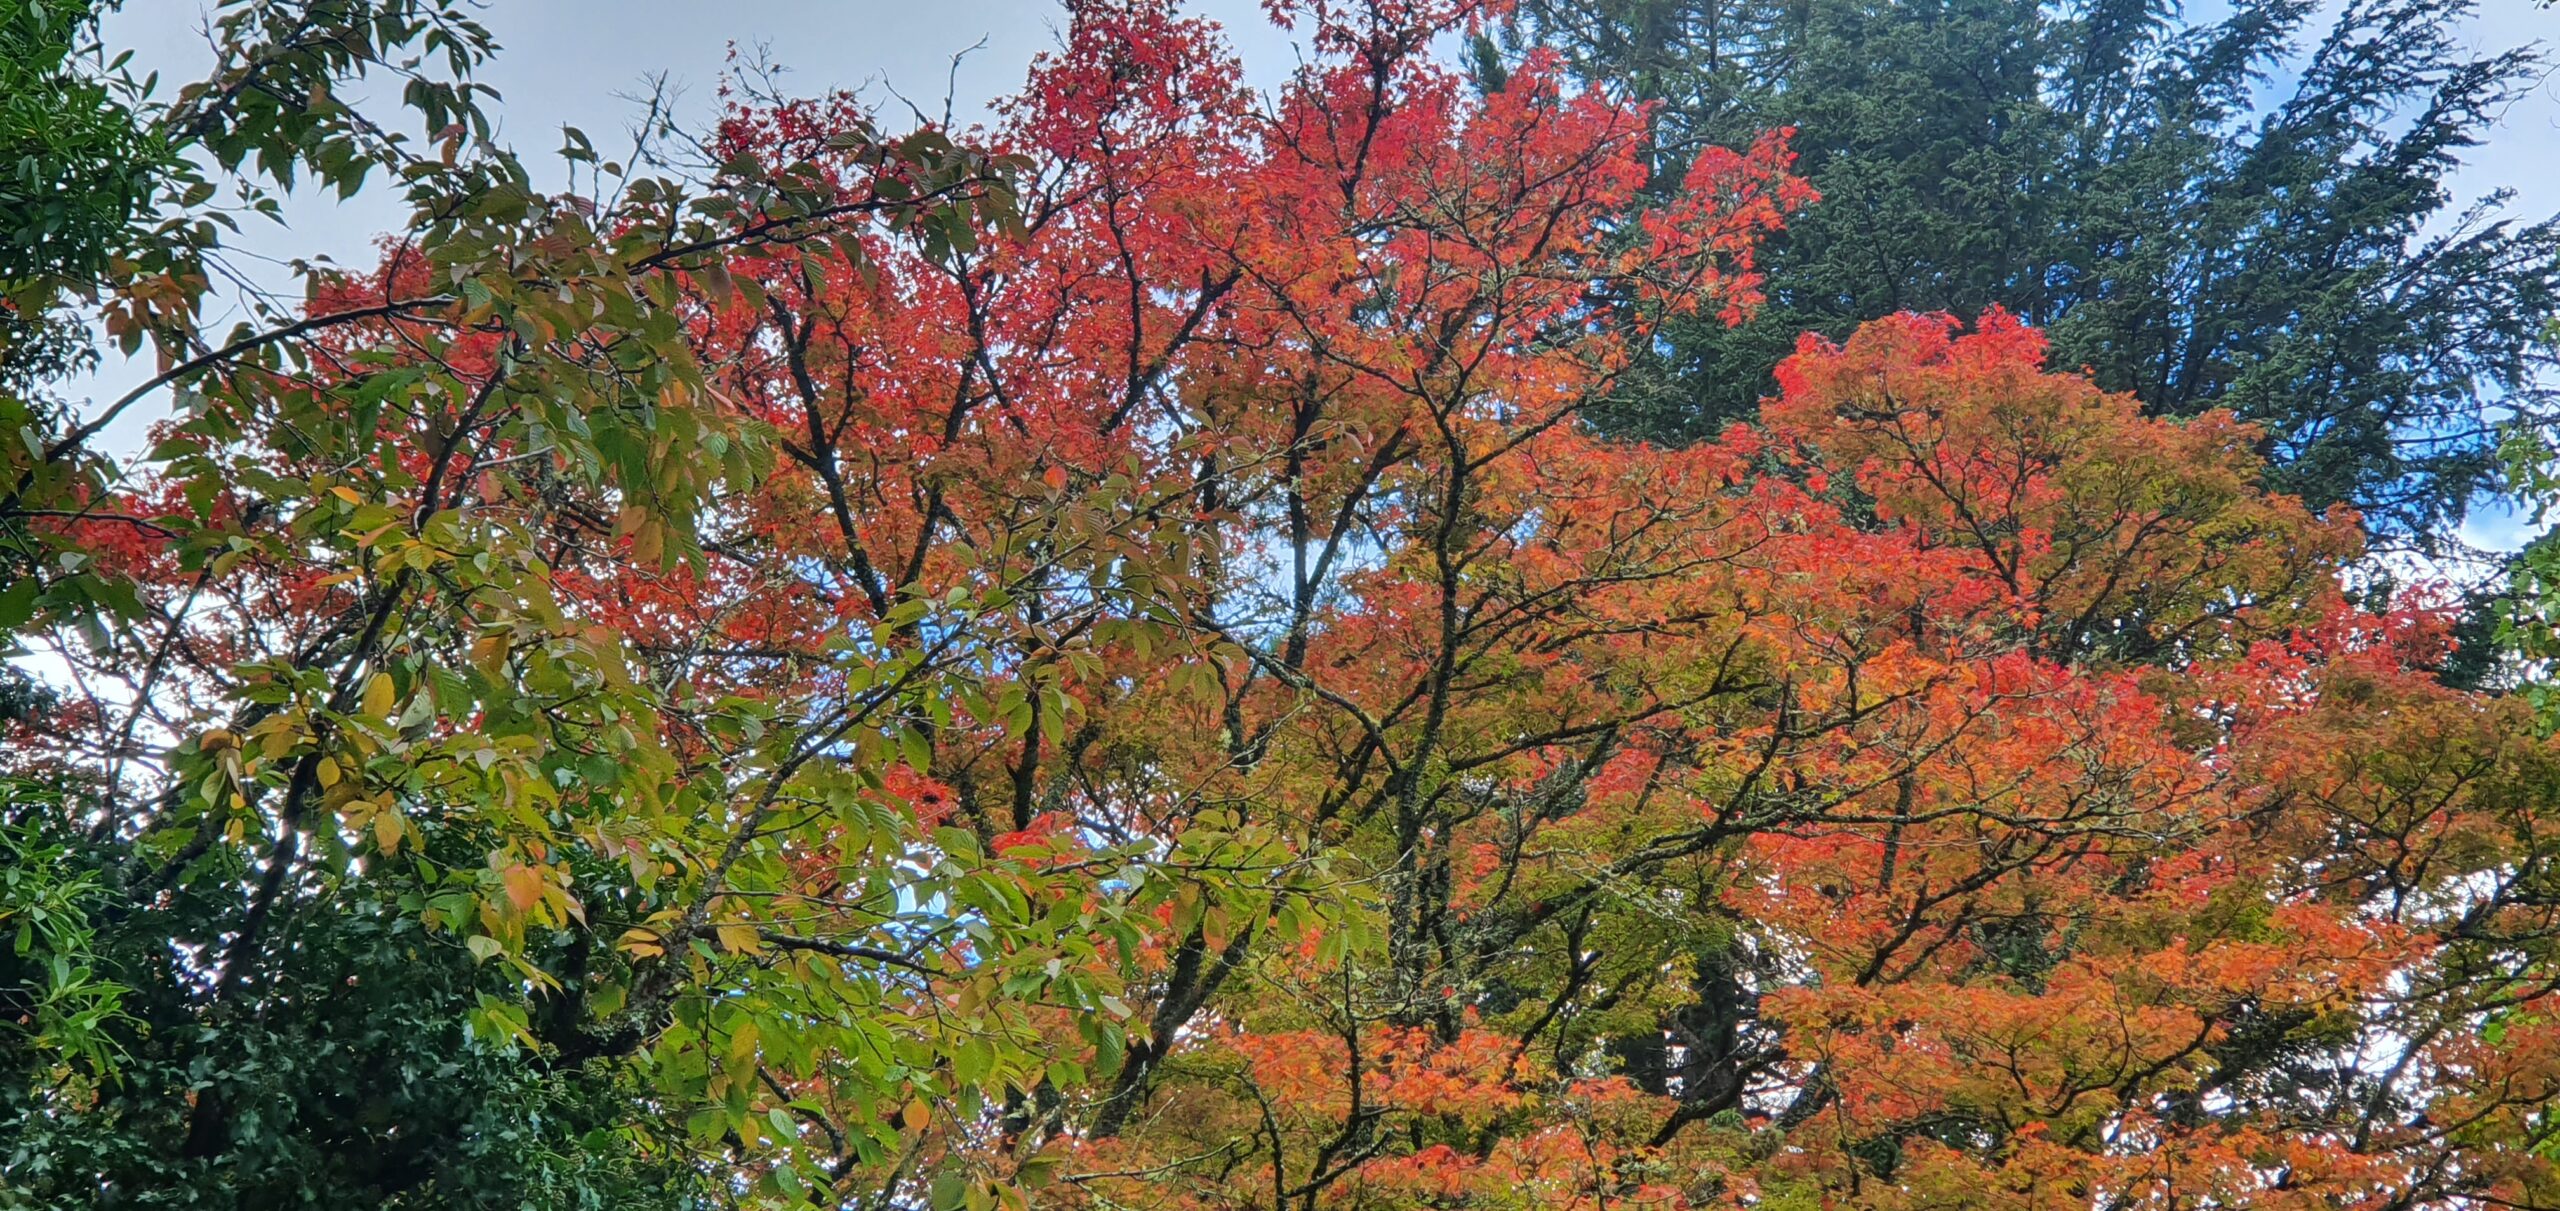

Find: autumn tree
<box><xmin>2</xmin><ymin>2</ymin><xmax>1132</xmax><ymax>1204</ymax></box>
<box><xmin>6</xmin><ymin>0</ymin><xmax>2559</xmax><ymax>1209</ymax></box>
<box><xmin>660</xmin><ymin>0</ymin><xmax>2548</xmax><ymax>1206</ymax></box>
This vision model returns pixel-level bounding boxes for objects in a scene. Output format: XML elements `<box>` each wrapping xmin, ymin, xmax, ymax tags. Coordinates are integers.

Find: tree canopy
<box><xmin>1516</xmin><ymin>0</ymin><xmax>2560</xmax><ymax>549</ymax></box>
<box><xmin>3</xmin><ymin>1</ymin><xmax>2558</xmax><ymax>1208</ymax></box>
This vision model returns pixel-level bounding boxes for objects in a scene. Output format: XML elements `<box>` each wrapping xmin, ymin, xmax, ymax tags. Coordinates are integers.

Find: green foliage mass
<box><xmin>0</xmin><ymin>799</ymin><xmax>697</xmax><ymax>1209</ymax></box>
<box><xmin>0</xmin><ymin>0</ymin><xmax>157</xmax><ymax>287</ymax></box>
<box><xmin>0</xmin><ymin>0</ymin><xmax>159</xmax><ymax>398</ymax></box>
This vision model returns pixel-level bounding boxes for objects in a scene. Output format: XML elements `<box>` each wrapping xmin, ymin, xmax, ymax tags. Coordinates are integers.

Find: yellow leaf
<box><xmin>258</xmin><ymin>724</ymin><xmax>297</xmax><ymax>759</ymax></box>
<box><xmin>901</xmin><ymin>1097</ymin><xmax>930</xmax><ymax>1132</ymax></box>
<box><xmin>715</xmin><ymin>924</ymin><xmax>764</xmax><ymax>956</ymax></box>
<box><xmin>617</xmin><ymin>928</ymin><xmax>665</xmax><ymax>959</ymax></box>
<box><xmin>360</xmin><ymin>672</ymin><xmax>395</xmax><ymax>719</ymax></box>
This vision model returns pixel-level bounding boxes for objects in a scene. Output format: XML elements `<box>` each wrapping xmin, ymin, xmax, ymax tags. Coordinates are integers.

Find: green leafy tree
<box><xmin>0</xmin><ymin>0</ymin><xmax>160</xmax><ymax>468</ymax></box>
<box><xmin>2488</xmin><ymin>419</ymin><xmax>2560</xmax><ymax>725</ymax></box>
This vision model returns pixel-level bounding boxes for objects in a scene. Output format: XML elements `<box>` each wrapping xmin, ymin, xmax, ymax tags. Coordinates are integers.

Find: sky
<box><xmin>97</xmin><ymin>0</ymin><xmax>1300</xmax><ymax>277</ymax></box>
<box><xmin>88</xmin><ymin>0</ymin><xmax>2560</xmax><ymax>553</ymax></box>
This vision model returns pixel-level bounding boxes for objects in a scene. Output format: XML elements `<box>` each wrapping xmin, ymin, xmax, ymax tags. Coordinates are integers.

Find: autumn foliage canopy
<box><xmin>6</xmin><ymin>0</ymin><xmax>2559</xmax><ymax>1208</ymax></box>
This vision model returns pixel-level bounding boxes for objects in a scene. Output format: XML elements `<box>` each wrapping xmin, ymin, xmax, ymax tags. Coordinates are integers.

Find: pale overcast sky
<box><xmin>100</xmin><ymin>0</ymin><xmax>1300</xmax><ymax>275</ymax></box>
<box><xmin>91</xmin><ymin>0</ymin><xmax>2560</xmax><ymax>550</ymax></box>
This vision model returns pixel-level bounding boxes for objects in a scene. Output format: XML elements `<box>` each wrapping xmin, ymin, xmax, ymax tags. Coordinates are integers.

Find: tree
<box><xmin>1513</xmin><ymin>0</ymin><xmax>2560</xmax><ymax>550</ymax></box>
<box><xmin>0</xmin><ymin>0</ymin><xmax>161</xmax><ymax>516</ymax></box>
<box><xmin>0</xmin><ymin>0</ymin><xmax>147</xmax><ymax>365</ymax></box>
<box><xmin>7</xmin><ymin>0</ymin><xmax>2559</xmax><ymax>1208</ymax></box>
<box><xmin>1</xmin><ymin>2</ymin><xmax>1105</xmax><ymax>1205</ymax></box>
<box><xmin>2487</xmin><ymin>424</ymin><xmax>2560</xmax><ymax>727</ymax></box>
<box><xmin>670</xmin><ymin>2</ymin><xmax>2550</xmax><ymax>1203</ymax></box>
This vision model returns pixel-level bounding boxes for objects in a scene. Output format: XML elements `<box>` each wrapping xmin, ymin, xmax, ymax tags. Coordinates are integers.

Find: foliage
<box><xmin>2503</xmin><ymin>532</ymin><xmax>2560</xmax><ymax>725</ymax></box>
<box><xmin>0</xmin><ymin>0</ymin><xmax>156</xmax><ymax>287</ymax></box>
<box><xmin>2492</xmin><ymin>424</ymin><xmax>2560</xmax><ymax>729</ymax></box>
<box><xmin>0</xmin><ymin>801</ymin><xmax>129</xmax><ymax>1078</ymax></box>
<box><xmin>1515</xmin><ymin>0</ymin><xmax>2560</xmax><ymax>548</ymax></box>
<box><xmin>3</xmin><ymin>1</ymin><xmax>2558</xmax><ymax>1209</ymax></box>
<box><xmin>0</xmin><ymin>0</ymin><xmax>1112</xmax><ymax>1204</ymax></box>
<box><xmin>0</xmin><ymin>0</ymin><xmax>159</xmax><ymax>398</ymax></box>
<box><xmin>0</xmin><ymin>795</ymin><xmax>699</xmax><ymax>1209</ymax></box>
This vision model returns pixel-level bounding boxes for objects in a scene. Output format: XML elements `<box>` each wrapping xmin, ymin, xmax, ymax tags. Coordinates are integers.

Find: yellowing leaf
<box><xmin>258</xmin><ymin>723</ymin><xmax>297</xmax><ymax>759</ymax></box>
<box><xmin>500</xmin><ymin>863</ymin><xmax>544</xmax><ymax>912</ymax></box>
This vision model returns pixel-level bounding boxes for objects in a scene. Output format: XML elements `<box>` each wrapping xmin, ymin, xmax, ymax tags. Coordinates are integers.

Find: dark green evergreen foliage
<box><xmin>0</xmin><ymin>797</ymin><xmax>701</xmax><ymax>1209</ymax></box>
<box><xmin>1520</xmin><ymin>0</ymin><xmax>2560</xmax><ymax>546</ymax></box>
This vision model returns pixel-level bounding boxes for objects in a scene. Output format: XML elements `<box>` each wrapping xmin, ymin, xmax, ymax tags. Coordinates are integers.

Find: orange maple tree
<box><xmin>662</xmin><ymin>0</ymin><xmax>2556</xmax><ymax>1203</ymax></box>
<box><xmin>19</xmin><ymin>0</ymin><xmax>2560</xmax><ymax>1207</ymax></box>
